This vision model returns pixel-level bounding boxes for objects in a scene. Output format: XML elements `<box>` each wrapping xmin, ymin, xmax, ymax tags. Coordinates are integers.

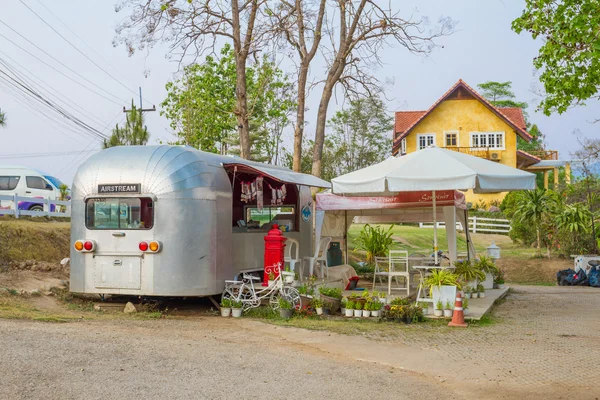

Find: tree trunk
<box><xmin>536</xmin><ymin>227</ymin><xmax>541</xmax><ymax>257</ymax></box>
<box><xmin>292</xmin><ymin>64</ymin><xmax>309</xmax><ymax>172</ymax></box>
<box><xmin>311</xmin><ymin>67</ymin><xmax>341</xmax><ymax>178</ymax></box>
<box><xmin>234</xmin><ymin>57</ymin><xmax>251</xmax><ymax>159</ymax></box>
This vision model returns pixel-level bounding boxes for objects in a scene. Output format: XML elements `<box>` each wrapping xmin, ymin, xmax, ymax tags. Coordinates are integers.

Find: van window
<box><xmin>86</xmin><ymin>197</ymin><xmax>154</xmax><ymax>230</ymax></box>
<box><xmin>26</xmin><ymin>176</ymin><xmax>52</xmax><ymax>190</ymax></box>
<box><xmin>0</xmin><ymin>176</ymin><xmax>20</xmax><ymax>190</ymax></box>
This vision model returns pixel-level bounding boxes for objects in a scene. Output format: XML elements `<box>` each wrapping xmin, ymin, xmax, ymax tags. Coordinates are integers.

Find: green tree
<box><xmin>514</xmin><ymin>189</ymin><xmax>558</xmax><ymax>256</ymax></box>
<box><xmin>161</xmin><ymin>44</ymin><xmax>295</xmax><ymax>162</ymax></box>
<box><xmin>327</xmin><ymin>96</ymin><xmax>393</xmax><ymax>174</ymax></box>
<box><xmin>512</xmin><ymin>0</ymin><xmax>600</xmax><ymax>116</ymax></box>
<box><xmin>103</xmin><ymin>102</ymin><xmax>150</xmax><ymax>149</ymax></box>
<box><xmin>0</xmin><ymin>108</ymin><xmax>6</xmax><ymax>127</ymax></box>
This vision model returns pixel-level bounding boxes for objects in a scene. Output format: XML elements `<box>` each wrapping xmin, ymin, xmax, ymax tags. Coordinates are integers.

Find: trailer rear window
<box><xmin>86</xmin><ymin>197</ymin><xmax>153</xmax><ymax>230</ymax></box>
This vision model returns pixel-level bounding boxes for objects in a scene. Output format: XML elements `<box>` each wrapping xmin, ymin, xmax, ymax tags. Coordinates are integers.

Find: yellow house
<box><xmin>392</xmin><ymin>79</ymin><xmax>553</xmax><ymax>207</ymax></box>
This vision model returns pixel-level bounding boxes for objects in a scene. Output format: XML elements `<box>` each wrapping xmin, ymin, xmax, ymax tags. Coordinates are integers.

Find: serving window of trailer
<box><xmin>226</xmin><ymin>167</ymin><xmax>299</xmax><ymax>232</ymax></box>
<box><xmin>85</xmin><ymin>197</ymin><xmax>154</xmax><ymax>230</ymax></box>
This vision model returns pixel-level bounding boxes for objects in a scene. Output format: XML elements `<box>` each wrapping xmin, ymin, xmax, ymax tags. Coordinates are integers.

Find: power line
<box><xmin>33</xmin><ymin>0</ymin><xmax>153</xmax><ymax>105</ymax></box>
<box><xmin>20</xmin><ymin>0</ymin><xmax>146</xmax><ymax>103</ymax></box>
<box><xmin>0</xmin><ymin>31</ymin><xmax>122</xmax><ymax>106</ymax></box>
<box><xmin>0</xmin><ymin>149</ymin><xmax>98</xmax><ymax>159</ymax></box>
<box><xmin>0</xmin><ymin>18</ymin><xmax>124</xmax><ymax>105</ymax></box>
<box><xmin>0</xmin><ymin>52</ymin><xmax>106</xmax><ymax>129</ymax></box>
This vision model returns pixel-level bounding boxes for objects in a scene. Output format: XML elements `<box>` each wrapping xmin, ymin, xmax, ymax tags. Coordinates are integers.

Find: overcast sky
<box><xmin>0</xmin><ymin>0</ymin><xmax>598</xmax><ymax>185</ymax></box>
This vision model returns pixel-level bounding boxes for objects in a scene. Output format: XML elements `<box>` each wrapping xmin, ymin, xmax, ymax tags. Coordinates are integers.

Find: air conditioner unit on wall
<box><xmin>490</xmin><ymin>151</ymin><xmax>502</xmax><ymax>161</ymax></box>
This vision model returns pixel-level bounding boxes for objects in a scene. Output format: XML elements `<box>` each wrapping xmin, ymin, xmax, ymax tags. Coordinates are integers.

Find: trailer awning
<box><xmin>222</xmin><ymin>161</ymin><xmax>331</xmax><ymax>188</ymax></box>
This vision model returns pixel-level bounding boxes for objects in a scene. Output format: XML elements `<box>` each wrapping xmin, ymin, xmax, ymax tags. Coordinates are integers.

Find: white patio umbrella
<box><xmin>331</xmin><ymin>147</ymin><xmax>536</xmax><ymax>264</ymax></box>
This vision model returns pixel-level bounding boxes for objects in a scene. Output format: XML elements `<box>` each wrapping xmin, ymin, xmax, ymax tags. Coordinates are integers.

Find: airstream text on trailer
<box><xmin>70</xmin><ymin>145</ymin><xmax>329</xmax><ymax>297</ymax></box>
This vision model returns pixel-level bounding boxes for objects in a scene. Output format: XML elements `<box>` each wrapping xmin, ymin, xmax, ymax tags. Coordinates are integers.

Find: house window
<box><xmin>417</xmin><ymin>134</ymin><xmax>435</xmax><ymax>150</ymax></box>
<box><xmin>444</xmin><ymin>131</ymin><xmax>459</xmax><ymax>147</ymax></box>
<box><xmin>470</xmin><ymin>132</ymin><xmax>505</xmax><ymax>150</ymax></box>
<box><xmin>400</xmin><ymin>138</ymin><xmax>407</xmax><ymax>155</ymax></box>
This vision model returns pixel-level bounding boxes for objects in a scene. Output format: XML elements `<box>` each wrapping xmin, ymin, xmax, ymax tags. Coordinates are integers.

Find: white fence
<box><xmin>419</xmin><ymin>216</ymin><xmax>510</xmax><ymax>234</ymax></box>
<box><xmin>0</xmin><ymin>194</ymin><xmax>71</xmax><ymax>218</ymax></box>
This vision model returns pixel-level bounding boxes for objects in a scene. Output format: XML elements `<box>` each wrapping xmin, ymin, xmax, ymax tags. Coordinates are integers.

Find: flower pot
<box><xmin>363</xmin><ymin>310</ymin><xmax>371</xmax><ymax>318</ymax></box>
<box><xmin>279</xmin><ymin>308</ymin><xmax>293</xmax><ymax>319</ymax></box>
<box><xmin>232</xmin><ymin>308</ymin><xmax>243</xmax><ymax>318</ymax></box>
<box><xmin>443</xmin><ymin>309</ymin><xmax>453</xmax><ymax>318</ymax></box>
<box><xmin>340</xmin><ymin>307</ymin><xmax>346</xmax><ymax>315</ymax></box>
<box><xmin>479</xmin><ymin>292</ymin><xmax>486</xmax><ymax>299</ymax></box>
<box><xmin>354</xmin><ymin>309</ymin><xmax>363</xmax><ymax>317</ymax></box>
<box><xmin>345</xmin><ymin>308</ymin><xmax>354</xmax><ymax>317</ymax></box>
<box><xmin>283</xmin><ymin>275</ymin><xmax>294</xmax><ymax>284</ymax></box>
<box><xmin>464</xmin><ymin>292</ymin><xmax>471</xmax><ymax>299</ymax></box>
<box><xmin>499</xmin><ymin>284</ymin><xmax>505</xmax><ymax>290</ymax></box>
<box><xmin>379</xmin><ymin>298</ymin><xmax>387</xmax><ymax>305</ymax></box>
<box><xmin>299</xmin><ymin>295</ymin><xmax>312</xmax><ymax>309</ymax></box>
<box><xmin>471</xmin><ymin>292</ymin><xmax>478</xmax><ymax>299</ymax></box>
<box><xmin>371</xmin><ymin>310</ymin><xmax>380</xmax><ymax>318</ymax></box>
<box><xmin>316</xmin><ymin>307</ymin><xmax>323</xmax><ymax>316</ymax></box>
<box><xmin>404</xmin><ymin>316</ymin><xmax>413</xmax><ymax>324</ymax></box>
<box><xmin>434</xmin><ymin>309</ymin><xmax>443</xmax><ymax>317</ymax></box>
<box><xmin>220</xmin><ymin>307</ymin><xmax>231</xmax><ymax>317</ymax></box>
<box><xmin>323</xmin><ymin>308</ymin><xmax>331</xmax><ymax>315</ymax></box>
<box><xmin>320</xmin><ymin>294</ymin><xmax>341</xmax><ymax>314</ymax></box>
<box><xmin>421</xmin><ymin>307</ymin><xmax>429</xmax><ymax>316</ymax></box>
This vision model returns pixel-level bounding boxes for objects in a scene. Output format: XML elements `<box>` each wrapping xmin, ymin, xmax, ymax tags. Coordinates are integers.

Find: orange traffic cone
<box><xmin>448</xmin><ymin>292</ymin><xmax>468</xmax><ymax>328</ymax></box>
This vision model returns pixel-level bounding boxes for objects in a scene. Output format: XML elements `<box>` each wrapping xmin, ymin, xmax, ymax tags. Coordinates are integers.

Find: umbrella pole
<box><xmin>433</xmin><ymin>190</ymin><xmax>439</xmax><ymax>265</ymax></box>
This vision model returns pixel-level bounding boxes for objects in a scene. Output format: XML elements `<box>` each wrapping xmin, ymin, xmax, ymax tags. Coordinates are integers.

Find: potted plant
<box><xmin>371</xmin><ymin>301</ymin><xmax>382</xmax><ymax>318</ymax></box>
<box><xmin>454</xmin><ymin>259</ymin><xmax>485</xmax><ymax>293</ymax></box>
<box><xmin>463</xmin><ymin>297</ymin><xmax>469</xmax><ymax>316</ymax></box>
<box><xmin>318</xmin><ymin>286</ymin><xmax>342</xmax><ymax>313</ymax></box>
<box><xmin>471</xmin><ymin>288</ymin><xmax>479</xmax><ymax>299</ymax></box>
<box><xmin>231</xmin><ymin>300</ymin><xmax>243</xmax><ymax>318</ymax></box>
<box><xmin>322</xmin><ymin>301</ymin><xmax>332</xmax><ymax>315</ymax></box>
<box><xmin>353</xmin><ymin>301</ymin><xmax>363</xmax><ymax>317</ymax></box>
<box><xmin>494</xmin><ymin>269</ymin><xmax>506</xmax><ymax>289</ymax></box>
<box><xmin>345</xmin><ymin>301</ymin><xmax>355</xmax><ymax>317</ymax></box>
<box><xmin>434</xmin><ymin>300</ymin><xmax>443</xmax><ymax>317</ymax></box>
<box><xmin>463</xmin><ymin>286</ymin><xmax>472</xmax><ymax>299</ymax></box>
<box><xmin>417</xmin><ymin>302</ymin><xmax>429</xmax><ymax>316</ymax></box>
<box><xmin>340</xmin><ymin>297</ymin><xmax>348</xmax><ymax>314</ymax></box>
<box><xmin>282</xmin><ymin>267</ymin><xmax>294</xmax><ymax>284</ymax></box>
<box><xmin>444</xmin><ymin>301</ymin><xmax>453</xmax><ymax>318</ymax></box>
<box><xmin>363</xmin><ymin>301</ymin><xmax>372</xmax><ymax>318</ymax></box>
<box><xmin>474</xmin><ymin>255</ymin><xmax>499</xmax><ymax>290</ymax></box>
<box><xmin>312</xmin><ymin>298</ymin><xmax>324</xmax><ymax>315</ymax></box>
<box><xmin>477</xmin><ymin>284</ymin><xmax>486</xmax><ymax>299</ymax></box>
<box><xmin>425</xmin><ymin>269</ymin><xmax>460</xmax><ymax>311</ymax></box>
<box><xmin>220</xmin><ymin>298</ymin><xmax>232</xmax><ymax>317</ymax></box>
<box><xmin>278</xmin><ymin>298</ymin><xmax>294</xmax><ymax>318</ymax></box>
<box><xmin>298</xmin><ymin>281</ymin><xmax>314</xmax><ymax>309</ymax></box>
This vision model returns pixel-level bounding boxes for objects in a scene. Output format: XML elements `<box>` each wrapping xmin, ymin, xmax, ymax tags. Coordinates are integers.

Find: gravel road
<box><xmin>0</xmin><ymin>317</ymin><xmax>448</xmax><ymax>400</ymax></box>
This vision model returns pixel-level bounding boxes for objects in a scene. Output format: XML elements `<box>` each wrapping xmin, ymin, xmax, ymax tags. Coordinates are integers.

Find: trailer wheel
<box><xmin>269</xmin><ymin>286</ymin><xmax>301</xmax><ymax>311</ymax></box>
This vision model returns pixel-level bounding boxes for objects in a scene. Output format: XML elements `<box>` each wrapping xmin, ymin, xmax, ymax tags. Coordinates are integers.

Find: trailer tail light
<box><xmin>139</xmin><ymin>241</ymin><xmax>161</xmax><ymax>253</ymax></box>
<box><xmin>75</xmin><ymin>240</ymin><xmax>95</xmax><ymax>252</ymax></box>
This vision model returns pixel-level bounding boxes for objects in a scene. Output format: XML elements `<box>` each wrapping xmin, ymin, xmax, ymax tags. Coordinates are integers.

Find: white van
<box><xmin>0</xmin><ymin>166</ymin><xmax>61</xmax><ymax>211</ymax></box>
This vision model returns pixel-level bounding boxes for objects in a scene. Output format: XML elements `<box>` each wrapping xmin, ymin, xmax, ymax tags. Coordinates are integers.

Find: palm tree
<box><xmin>515</xmin><ymin>189</ymin><xmax>557</xmax><ymax>256</ymax></box>
<box><xmin>0</xmin><ymin>108</ymin><xmax>6</xmax><ymax>128</ymax></box>
<box><xmin>58</xmin><ymin>184</ymin><xmax>70</xmax><ymax>213</ymax></box>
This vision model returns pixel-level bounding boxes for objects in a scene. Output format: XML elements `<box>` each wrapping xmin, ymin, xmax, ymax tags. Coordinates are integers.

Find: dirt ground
<box><xmin>1</xmin><ymin>282</ymin><xmax>600</xmax><ymax>399</ymax></box>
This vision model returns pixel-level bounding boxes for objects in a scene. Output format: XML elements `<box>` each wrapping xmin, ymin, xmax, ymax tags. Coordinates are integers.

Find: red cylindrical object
<box><xmin>263</xmin><ymin>224</ymin><xmax>287</xmax><ymax>286</ymax></box>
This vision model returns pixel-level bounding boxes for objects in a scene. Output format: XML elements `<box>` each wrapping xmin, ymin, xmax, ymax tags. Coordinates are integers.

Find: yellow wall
<box><xmin>403</xmin><ymin>99</ymin><xmax>518</xmax><ymax>206</ymax></box>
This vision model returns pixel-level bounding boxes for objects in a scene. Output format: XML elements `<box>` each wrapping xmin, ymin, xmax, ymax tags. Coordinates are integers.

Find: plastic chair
<box><xmin>303</xmin><ymin>237</ymin><xmax>331</xmax><ymax>279</ymax></box>
<box><xmin>284</xmin><ymin>238</ymin><xmax>301</xmax><ymax>276</ymax></box>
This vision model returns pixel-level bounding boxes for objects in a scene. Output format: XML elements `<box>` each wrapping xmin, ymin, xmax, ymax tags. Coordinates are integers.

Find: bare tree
<box><xmin>308</xmin><ymin>1</ymin><xmax>454</xmax><ymax>177</ymax></box>
<box><xmin>114</xmin><ymin>0</ymin><xmax>271</xmax><ymax>159</ymax></box>
<box><xmin>270</xmin><ymin>0</ymin><xmax>327</xmax><ymax>172</ymax></box>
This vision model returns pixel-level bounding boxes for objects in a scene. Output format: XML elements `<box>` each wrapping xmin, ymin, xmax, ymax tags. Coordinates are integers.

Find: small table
<box><xmin>413</xmin><ymin>265</ymin><xmax>455</xmax><ymax>303</ymax></box>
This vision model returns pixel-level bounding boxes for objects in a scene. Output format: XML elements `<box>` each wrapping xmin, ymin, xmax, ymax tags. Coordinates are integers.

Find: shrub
<box><xmin>354</xmin><ymin>224</ymin><xmax>394</xmax><ymax>264</ymax></box>
<box><xmin>318</xmin><ymin>286</ymin><xmax>342</xmax><ymax>299</ymax></box>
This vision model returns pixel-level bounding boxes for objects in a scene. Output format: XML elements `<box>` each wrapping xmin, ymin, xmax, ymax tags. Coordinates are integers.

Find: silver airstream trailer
<box><xmin>69</xmin><ymin>145</ymin><xmax>329</xmax><ymax>297</ymax></box>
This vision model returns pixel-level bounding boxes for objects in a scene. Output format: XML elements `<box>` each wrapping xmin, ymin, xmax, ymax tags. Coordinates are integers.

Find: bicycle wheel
<box><xmin>270</xmin><ymin>286</ymin><xmax>301</xmax><ymax>311</ymax></box>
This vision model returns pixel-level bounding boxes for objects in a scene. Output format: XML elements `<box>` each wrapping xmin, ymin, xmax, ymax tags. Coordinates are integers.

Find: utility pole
<box><xmin>123</xmin><ymin>87</ymin><xmax>156</xmax><ymax>113</ymax></box>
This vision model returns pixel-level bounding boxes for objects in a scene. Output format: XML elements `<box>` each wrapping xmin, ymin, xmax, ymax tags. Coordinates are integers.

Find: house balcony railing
<box><xmin>445</xmin><ymin>146</ymin><xmax>491</xmax><ymax>159</ymax></box>
<box><xmin>527</xmin><ymin>150</ymin><xmax>558</xmax><ymax>160</ymax></box>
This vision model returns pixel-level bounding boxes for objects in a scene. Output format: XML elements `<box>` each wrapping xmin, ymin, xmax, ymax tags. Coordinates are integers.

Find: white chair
<box><xmin>303</xmin><ymin>237</ymin><xmax>331</xmax><ymax>279</ymax></box>
<box><xmin>284</xmin><ymin>238</ymin><xmax>301</xmax><ymax>276</ymax></box>
<box><xmin>373</xmin><ymin>250</ymin><xmax>411</xmax><ymax>296</ymax></box>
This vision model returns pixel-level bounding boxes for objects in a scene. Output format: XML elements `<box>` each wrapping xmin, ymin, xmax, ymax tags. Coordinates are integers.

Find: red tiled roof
<box><xmin>392</xmin><ymin>79</ymin><xmax>532</xmax><ymax>154</ymax></box>
<box><xmin>516</xmin><ymin>150</ymin><xmax>542</xmax><ymax>168</ymax></box>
